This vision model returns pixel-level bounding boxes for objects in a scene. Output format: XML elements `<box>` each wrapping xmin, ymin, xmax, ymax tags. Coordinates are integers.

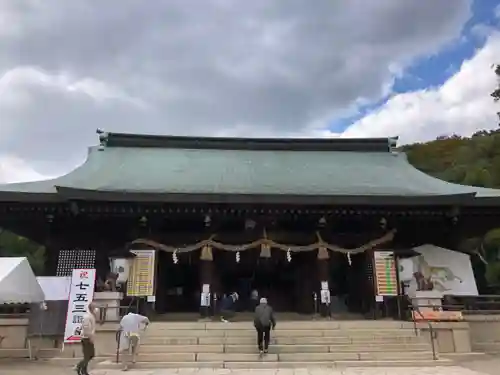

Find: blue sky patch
<box><xmin>333</xmin><ymin>0</ymin><xmax>500</xmax><ymax>133</ymax></box>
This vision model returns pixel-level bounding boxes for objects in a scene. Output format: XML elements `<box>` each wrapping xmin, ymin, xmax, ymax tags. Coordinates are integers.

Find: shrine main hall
<box><xmin>1</xmin><ymin>131</ymin><xmax>500</xmax><ymax>316</ymax></box>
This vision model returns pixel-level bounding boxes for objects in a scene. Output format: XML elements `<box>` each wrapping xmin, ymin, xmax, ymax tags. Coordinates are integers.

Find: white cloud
<box><xmin>0</xmin><ymin>155</ymin><xmax>50</xmax><ymax>183</ymax></box>
<box><xmin>0</xmin><ymin>67</ymin><xmax>144</xmax><ymax>107</ymax></box>
<box><xmin>0</xmin><ymin>1</ymin><xmax>480</xmax><ymax>183</ymax></box>
<box><xmin>341</xmin><ymin>32</ymin><xmax>500</xmax><ymax>143</ymax></box>
<box><xmin>495</xmin><ymin>4</ymin><xmax>500</xmax><ymax>20</ymax></box>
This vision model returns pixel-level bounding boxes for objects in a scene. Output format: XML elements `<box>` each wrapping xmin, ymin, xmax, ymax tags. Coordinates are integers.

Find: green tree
<box><xmin>0</xmin><ymin>229</ymin><xmax>45</xmax><ymax>275</ymax></box>
<box><xmin>492</xmin><ymin>64</ymin><xmax>500</xmax><ymax>125</ymax></box>
<box><xmin>404</xmin><ymin>131</ymin><xmax>500</xmax><ymax>188</ymax></box>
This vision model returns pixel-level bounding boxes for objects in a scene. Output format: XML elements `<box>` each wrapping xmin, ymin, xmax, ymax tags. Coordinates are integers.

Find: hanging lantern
<box><xmin>200</xmin><ymin>245</ymin><xmax>213</xmax><ymax>261</ymax></box>
<box><xmin>172</xmin><ymin>250</ymin><xmax>179</xmax><ymax>264</ymax></box>
<box><xmin>236</xmin><ymin>251</ymin><xmax>241</xmax><ymax>263</ymax></box>
<box><xmin>260</xmin><ymin>244</ymin><xmax>271</xmax><ymax>258</ymax></box>
<box><xmin>317</xmin><ymin>247</ymin><xmax>329</xmax><ymax>260</ymax></box>
<box><xmin>108</xmin><ymin>251</ymin><xmax>136</xmax><ymax>285</ymax></box>
<box><xmin>286</xmin><ymin>249</ymin><xmax>292</xmax><ymax>262</ymax></box>
<box><xmin>347</xmin><ymin>252</ymin><xmax>352</xmax><ymax>266</ymax></box>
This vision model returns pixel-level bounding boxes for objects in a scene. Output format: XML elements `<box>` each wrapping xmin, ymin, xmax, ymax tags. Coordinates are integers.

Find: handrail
<box><xmin>406</xmin><ymin>298</ymin><xmax>437</xmax><ymax>360</ymax></box>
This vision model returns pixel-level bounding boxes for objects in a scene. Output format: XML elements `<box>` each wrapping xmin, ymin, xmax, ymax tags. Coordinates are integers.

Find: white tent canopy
<box><xmin>0</xmin><ymin>257</ymin><xmax>45</xmax><ymax>304</ymax></box>
<box><xmin>36</xmin><ymin>276</ymin><xmax>71</xmax><ymax>301</ymax></box>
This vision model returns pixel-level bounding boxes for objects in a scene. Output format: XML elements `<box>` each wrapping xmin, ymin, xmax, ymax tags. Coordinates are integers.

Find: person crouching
<box><xmin>220</xmin><ymin>292</ymin><xmax>239</xmax><ymax>323</ymax></box>
<box><xmin>118</xmin><ymin>312</ymin><xmax>150</xmax><ymax>371</ymax></box>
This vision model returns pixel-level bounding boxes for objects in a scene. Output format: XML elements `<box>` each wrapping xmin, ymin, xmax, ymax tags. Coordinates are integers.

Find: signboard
<box><xmin>200</xmin><ymin>293</ymin><xmax>211</xmax><ymax>307</ymax></box>
<box><xmin>127</xmin><ymin>250</ymin><xmax>156</xmax><ymax>296</ymax></box>
<box><xmin>320</xmin><ymin>289</ymin><xmax>331</xmax><ymax>304</ymax></box>
<box><xmin>412</xmin><ymin>310</ymin><xmax>463</xmax><ymax>322</ymax></box>
<box><xmin>374</xmin><ymin>251</ymin><xmax>398</xmax><ymax>296</ymax></box>
<box><xmin>63</xmin><ymin>269</ymin><xmax>96</xmax><ymax>343</ymax></box>
<box><xmin>404</xmin><ymin>244</ymin><xmax>479</xmax><ymax>296</ymax></box>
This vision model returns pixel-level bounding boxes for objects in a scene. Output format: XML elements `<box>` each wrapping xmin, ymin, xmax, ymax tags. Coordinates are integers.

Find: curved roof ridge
<box><xmin>101</xmin><ymin>131</ymin><xmax>396</xmax><ymax>152</ymax></box>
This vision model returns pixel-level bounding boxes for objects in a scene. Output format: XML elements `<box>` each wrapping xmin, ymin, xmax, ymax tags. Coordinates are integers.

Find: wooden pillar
<box><xmin>199</xmin><ymin>246</ymin><xmax>214</xmax><ymax>318</ymax></box>
<box><xmin>317</xmin><ymin>247</ymin><xmax>330</xmax><ymax>317</ymax></box>
<box><xmin>44</xmin><ymin>217</ymin><xmax>63</xmax><ymax>276</ymax></box>
<box><xmin>297</xmin><ymin>254</ymin><xmax>315</xmax><ymax>314</ymax></box>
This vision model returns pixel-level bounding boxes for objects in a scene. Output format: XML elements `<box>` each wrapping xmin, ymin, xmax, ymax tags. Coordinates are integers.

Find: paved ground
<box><xmin>452</xmin><ymin>354</ymin><xmax>500</xmax><ymax>375</ymax></box>
<box><xmin>1</xmin><ymin>363</ymin><xmax>499</xmax><ymax>375</ymax></box>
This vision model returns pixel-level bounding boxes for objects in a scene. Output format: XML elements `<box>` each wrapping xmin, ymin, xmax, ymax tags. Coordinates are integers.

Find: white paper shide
<box><xmin>63</xmin><ymin>269</ymin><xmax>96</xmax><ymax>343</ymax></box>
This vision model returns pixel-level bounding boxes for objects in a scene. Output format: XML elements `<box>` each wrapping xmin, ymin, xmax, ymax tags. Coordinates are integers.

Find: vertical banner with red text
<box><xmin>63</xmin><ymin>268</ymin><xmax>96</xmax><ymax>343</ymax></box>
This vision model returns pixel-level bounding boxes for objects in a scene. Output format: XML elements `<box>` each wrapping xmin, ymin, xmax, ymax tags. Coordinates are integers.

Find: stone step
<box><xmin>143</xmin><ymin>335</ymin><xmax>425</xmax><ymax>345</ymax></box>
<box><xmin>129</xmin><ymin>351</ymin><xmax>435</xmax><ymax>363</ymax></box>
<box><xmin>0</xmin><ymin>349</ymin><xmax>30</xmax><ymax>358</ymax></box>
<box><xmin>147</xmin><ymin>327</ymin><xmax>417</xmax><ymax>334</ymax></box>
<box><xmin>137</xmin><ymin>343</ymin><xmax>430</xmax><ymax>354</ymax></box>
<box><xmin>144</xmin><ymin>329</ymin><xmax>418</xmax><ymax>338</ymax></box>
<box><xmin>96</xmin><ymin>358</ymin><xmax>453</xmax><ymax>370</ymax></box>
<box><xmin>41</xmin><ymin>357</ymin><xmax>114</xmax><ymax>366</ymax></box>
<box><xmin>146</xmin><ymin>321</ymin><xmax>415</xmax><ymax>330</ymax></box>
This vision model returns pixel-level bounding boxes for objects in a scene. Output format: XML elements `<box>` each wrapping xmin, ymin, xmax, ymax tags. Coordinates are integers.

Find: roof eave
<box><xmin>467</xmin><ymin>196</ymin><xmax>500</xmax><ymax>207</ymax></box>
<box><xmin>55</xmin><ymin>187</ymin><xmax>476</xmax><ymax>206</ymax></box>
<box><xmin>0</xmin><ymin>191</ymin><xmax>61</xmax><ymax>202</ymax></box>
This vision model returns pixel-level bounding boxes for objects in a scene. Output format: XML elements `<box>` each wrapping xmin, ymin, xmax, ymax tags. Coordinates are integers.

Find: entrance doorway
<box><xmin>328</xmin><ymin>251</ymin><xmax>373</xmax><ymax>315</ymax></box>
<box><xmin>215</xmin><ymin>250</ymin><xmax>314</xmax><ymax>313</ymax></box>
<box><xmin>155</xmin><ymin>250</ymin><xmax>200</xmax><ymax>314</ymax></box>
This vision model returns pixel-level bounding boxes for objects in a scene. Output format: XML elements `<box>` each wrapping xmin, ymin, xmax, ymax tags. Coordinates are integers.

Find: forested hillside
<box><xmin>403</xmin><ymin>129</ymin><xmax>500</xmax><ymax>188</ymax></box>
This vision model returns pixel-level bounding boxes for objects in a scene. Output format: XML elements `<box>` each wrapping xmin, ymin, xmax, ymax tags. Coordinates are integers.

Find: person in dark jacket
<box><xmin>220</xmin><ymin>292</ymin><xmax>239</xmax><ymax>322</ymax></box>
<box><xmin>253</xmin><ymin>297</ymin><xmax>276</xmax><ymax>354</ymax></box>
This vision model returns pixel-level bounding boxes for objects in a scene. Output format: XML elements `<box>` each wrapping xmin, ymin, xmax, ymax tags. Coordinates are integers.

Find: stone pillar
<box><xmin>199</xmin><ymin>245</ymin><xmax>214</xmax><ymax>319</ymax></box>
<box><xmin>317</xmin><ymin>247</ymin><xmax>330</xmax><ymax>317</ymax></box>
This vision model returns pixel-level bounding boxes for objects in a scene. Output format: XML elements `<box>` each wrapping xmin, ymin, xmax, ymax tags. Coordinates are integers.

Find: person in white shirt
<box><xmin>75</xmin><ymin>302</ymin><xmax>98</xmax><ymax>375</ymax></box>
<box><xmin>119</xmin><ymin>312</ymin><xmax>150</xmax><ymax>371</ymax></box>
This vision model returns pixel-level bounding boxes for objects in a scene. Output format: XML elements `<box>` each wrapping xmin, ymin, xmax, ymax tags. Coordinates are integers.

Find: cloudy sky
<box><xmin>1</xmin><ymin>0</ymin><xmax>500</xmax><ymax>183</ymax></box>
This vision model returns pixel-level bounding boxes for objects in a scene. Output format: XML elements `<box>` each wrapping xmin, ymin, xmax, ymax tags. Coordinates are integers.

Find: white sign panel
<box><xmin>200</xmin><ymin>292</ymin><xmax>211</xmax><ymax>307</ymax></box>
<box><xmin>320</xmin><ymin>290</ymin><xmax>331</xmax><ymax>304</ymax></box>
<box><xmin>63</xmin><ymin>269</ymin><xmax>96</xmax><ymax>343</ymax></box>
<box><xmin>409</xmin><ymin>244</ymin><xmax>478</xmax><ymax>296</ymax></box>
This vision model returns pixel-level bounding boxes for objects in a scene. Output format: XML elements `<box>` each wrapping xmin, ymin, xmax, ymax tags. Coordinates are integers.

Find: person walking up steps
<box><xmin>118</xmin><ymin>312</ymin><xmax>150</xmax><ymax>371</ymax></box>
<box><xmin>253</xmin><ymin>297</ymin><xmax>276</xmax><ymax>355</ymax></box>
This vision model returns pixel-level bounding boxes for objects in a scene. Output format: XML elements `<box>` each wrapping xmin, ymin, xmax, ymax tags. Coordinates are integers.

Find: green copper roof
<box><xmin>1</xmin><ymin>132</ymin><xmax>500</xmax><ymax>205</ymax></box>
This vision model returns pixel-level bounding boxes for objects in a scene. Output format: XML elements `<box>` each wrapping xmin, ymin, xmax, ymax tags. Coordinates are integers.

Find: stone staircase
<box><xmin>95</xmin><ymin>320</ymin><xmax>451</xmax><ymax>369</ymax></box>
